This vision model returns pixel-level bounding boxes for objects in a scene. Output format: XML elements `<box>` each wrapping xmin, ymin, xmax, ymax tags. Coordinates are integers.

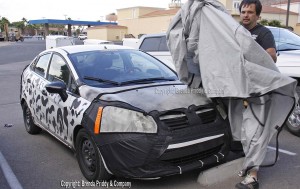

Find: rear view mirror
<box><xmin>45</xmin><ymin>81</ymin><xmax>68</xmax><ymax>102</ymax></box>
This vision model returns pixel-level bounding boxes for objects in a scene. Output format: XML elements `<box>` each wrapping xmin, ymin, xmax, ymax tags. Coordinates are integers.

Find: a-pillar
<box><xmin>68</xmin><ymin>24</ymin><xmax>72</xmax><ymax>36</ymax></box>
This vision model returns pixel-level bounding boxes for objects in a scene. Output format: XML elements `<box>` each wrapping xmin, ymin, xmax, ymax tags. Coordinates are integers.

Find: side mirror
<box><xmin>45</xmin><ymin>81</ymin><xmax>68</xmax><ymax>102</ymax></box>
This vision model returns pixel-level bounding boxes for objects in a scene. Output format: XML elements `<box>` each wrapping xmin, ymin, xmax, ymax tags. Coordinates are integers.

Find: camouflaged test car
<box><xmin>20</xmin><ymin>45</ymin><xmax>231</xmax><ymax>180</ymax></box>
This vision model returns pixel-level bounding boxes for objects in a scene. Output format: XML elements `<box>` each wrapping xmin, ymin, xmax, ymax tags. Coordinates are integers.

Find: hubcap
<box><xmin>288</xmin><ymin>106</ymin><xmax>300</xmax><ymax>129</ymax></box>
<box><xmin>81</xmin><ymin>139</ymin><xmax>96</xmax><ymax>173</ymax></box>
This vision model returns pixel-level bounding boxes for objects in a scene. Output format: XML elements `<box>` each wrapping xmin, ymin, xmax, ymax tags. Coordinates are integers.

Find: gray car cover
<box><xmin>167</xmin><ymin>0</ymin><xmax>298</xmax><ymax>173</ymax></box>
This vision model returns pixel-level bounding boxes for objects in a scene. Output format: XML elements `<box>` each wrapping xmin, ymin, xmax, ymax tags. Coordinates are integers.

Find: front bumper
<box><xmin>82</xmin><ymin>101</ymin><xmax>230</xmax><ymax>178</ymax></box>
<box><xmin>96</xmin><ymin>117</ymin><xmax>229</xmax><ymax>178</ymax></box>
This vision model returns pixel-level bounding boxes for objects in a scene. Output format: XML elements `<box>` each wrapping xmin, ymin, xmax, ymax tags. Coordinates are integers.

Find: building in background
<box><xmin>87</xmin><ymin>25</ymin><xmax>127</xmax><ymax>42</ymax></box>
<box><xmin>267</xmin><ymin>0</ymin><xmax>300</xmax><ymax>33</ymax></box>
<box><xmin>117</xmin><ymin>7</ymin><xmax>179</xmax><ymax>38</ymax></box>
<box><xmin>86</xmin><ymin>0</ymin><xmax>300</xmax><ymax>41</ymax></box>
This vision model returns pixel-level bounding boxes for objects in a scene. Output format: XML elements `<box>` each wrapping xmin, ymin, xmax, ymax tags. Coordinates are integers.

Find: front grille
<box><xmin>197</xmin><ymin>109</ymin><xmax>216</xmax><ymax>124</ymax></box>
<box><xmin>162</xmin><ymin>145</ymin><xmax>222</xmax><ymax>165</ymax></box>
<box><xmin>160</xmin><ymin>108</ymin><xmax>217</xmax><ymax>131</ymax></box>
<box><xmin>161</xmin><ymin>116</ymin><xmax>189</xmax><ymax>130</ymax></box>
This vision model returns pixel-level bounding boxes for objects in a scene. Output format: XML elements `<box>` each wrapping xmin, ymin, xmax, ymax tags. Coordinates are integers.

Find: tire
<box><xmin>286</xmin><ymin>105</ymin><xmax>300</xmax><ymax>137</ymax></box>
<box><xmin>76</xmin><ymin>129</ymin><xmax>111</xmax><ymax>181</ymax></box>
<box><xmin>22</xmin><ymin>102</ymin><xmax>42</xmax><ymax>134</ymax></box>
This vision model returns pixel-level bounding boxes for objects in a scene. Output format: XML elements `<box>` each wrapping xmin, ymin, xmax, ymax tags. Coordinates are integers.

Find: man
<box><xmin>167</xmin><ymin>1</ymin><xmax>296</xmax><ymax>189</ymax></box>
<box><xmin>235</xmin><ymin>0</ymin><xmax>277</xmax><ymax>188</ymax></box>
<box><xmin>240</xmin><ymin>0</ymin><xmax>277</xmax><ymax>62</ymax></box>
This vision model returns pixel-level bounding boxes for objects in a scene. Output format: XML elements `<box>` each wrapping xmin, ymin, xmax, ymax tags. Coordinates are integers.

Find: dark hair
<box><xmin>239</xmin><ymin>0</ymin><xmax>262</xmax><ymax>16</ymax></box>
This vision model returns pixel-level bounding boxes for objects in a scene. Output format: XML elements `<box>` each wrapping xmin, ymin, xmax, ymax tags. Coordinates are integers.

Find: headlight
<box><xmin>99</xmin><ymin>106</ymin><xmax>157</xmax><ymax>133</ymax></box>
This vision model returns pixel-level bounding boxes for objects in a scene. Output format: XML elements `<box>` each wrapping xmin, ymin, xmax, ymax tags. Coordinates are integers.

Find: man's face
<box><xmin>240</xmin><ymin>4</ymin><xmax>259</xmax><ymax>30</ymax></box>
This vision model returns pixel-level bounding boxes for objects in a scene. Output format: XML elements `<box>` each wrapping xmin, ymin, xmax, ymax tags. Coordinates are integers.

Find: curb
<box><xmin>197</xmin><ymin>158</ymin><xmax>244</xmax><ymax>187</ymax></box>
<box><xmin>0</xmin><ymin>42</ymin><xmax>13</xmax><ymax>47</ymax></box>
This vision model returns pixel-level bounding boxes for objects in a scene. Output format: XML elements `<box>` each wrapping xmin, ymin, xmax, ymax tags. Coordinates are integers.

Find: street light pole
<box><xmin>286</xmin><ymin>0</ymin><xmax>291</xmax><ymax>28</ymax></box>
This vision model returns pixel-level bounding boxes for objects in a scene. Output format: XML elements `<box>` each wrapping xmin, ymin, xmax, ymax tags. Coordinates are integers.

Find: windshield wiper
<box><xmin>119</xmin><ymin>77</ymin><xmax>176</xmax><ymax>86</ymax></box>
<box><xmin>83</xmin><ymin>76</ymin><xmax>120</xmax><ymax>86</ymax></box>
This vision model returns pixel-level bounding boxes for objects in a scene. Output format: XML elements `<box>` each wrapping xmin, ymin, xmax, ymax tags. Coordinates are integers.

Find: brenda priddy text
<box><xmin>60</xmin><ymin>180</ymin><xmax>132</xmax><ymax>188</ymax></box>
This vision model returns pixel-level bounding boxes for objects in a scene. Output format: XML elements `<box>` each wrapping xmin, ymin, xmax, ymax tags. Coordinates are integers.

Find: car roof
<box><xmin>50</xmin><ymin>44</ymin><xmax>135</xmax><ymax>54</ymax></box>
<box><xmin>140</xmin><ymin>33</ymin><xmax>166</xmax><ymax>38</ymax></box>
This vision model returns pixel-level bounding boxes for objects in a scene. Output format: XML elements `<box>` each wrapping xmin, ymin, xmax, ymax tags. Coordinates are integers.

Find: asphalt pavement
<box><xmin>0</xmin><ymin>40</ymin><xmax>299</xmax><ymax>189</ymax></box>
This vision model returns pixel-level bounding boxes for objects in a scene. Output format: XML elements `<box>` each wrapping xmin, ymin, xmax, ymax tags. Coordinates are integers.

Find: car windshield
<box><xmin>269</xmin><ymin>27</ymin><xmax>300</xmax><ymax>51</ymax></box>
<box><xmin>69</xmin><ymin>49</ymin><xmax>178</xmax><ymax>87</ymax></box>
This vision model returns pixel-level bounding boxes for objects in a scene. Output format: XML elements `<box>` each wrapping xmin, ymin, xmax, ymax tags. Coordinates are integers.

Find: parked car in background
<box><xmin>122</xmin><ymin>38</ymin><xmax>139</xmax><ymax>49</ymax></box>
<box><xmin>46</xmin><ymin>35</ymin><xmax>74</xmax><ymax>49</ymax></box>
<box><xmin>78</xmin><ymin>34</ymin><xmax>87</xmax><ymax>40</ymax></box>
<box><xmin>83</xmin><ymin>39</ymin><xmax>114</xmax><ymax>45</ymax></box>
<box><xmin>128</xmin><ymin>33</ymin><xmax>176</xmax><ymax>70</ymax></box>
<box><xmin>268</xmin><ymin>26</ymin><xmax>300</xmax><ymax>78</ymax></box>
<box><xmin>268</xmin><ymin>26</ymin><xmax>300</xmax><ymax>136</ymax></box>
<box><xmin>20</xmin><ymin>44</ymin><xmax>231</xmax><ymax>181</ymax></box>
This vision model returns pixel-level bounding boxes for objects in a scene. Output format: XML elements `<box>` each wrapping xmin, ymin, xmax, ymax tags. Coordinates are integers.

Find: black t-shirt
<box><xmin>249</xmin><ymin>24</ymin><xmax>276</xmax><ymax>50</ymax></box>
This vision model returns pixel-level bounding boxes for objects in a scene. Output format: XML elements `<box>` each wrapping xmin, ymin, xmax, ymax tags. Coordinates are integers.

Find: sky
<box><xmin>0</xmin><ymin>0</ymin><xmax>187</xmax><ymax>23</ymax></box>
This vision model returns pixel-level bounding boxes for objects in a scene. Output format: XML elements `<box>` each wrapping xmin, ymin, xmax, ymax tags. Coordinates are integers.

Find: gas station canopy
<box><xmin>28</xmin><ymin>19</ymin><xmax>117</xmax><ymax>36</ymax></box>
<box><xmin>28</xmin><ymin>19</ymin><xmax>117</xmax><ymax>26</ymax></box>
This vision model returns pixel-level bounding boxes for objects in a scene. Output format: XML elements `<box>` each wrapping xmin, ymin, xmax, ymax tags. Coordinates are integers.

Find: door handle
<box><xmin>41</xmin><ymin>89</ymin><xmax>47</xmax><ymax>96</ymax></box>
<box><xmin>27</xmin><ymin>79</ymin><xmax>31</xmax><ymax>83</ymax></box>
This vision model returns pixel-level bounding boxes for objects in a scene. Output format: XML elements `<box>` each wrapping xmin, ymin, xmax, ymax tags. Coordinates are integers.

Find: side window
<box><xmin>158</xmin><ymin>36</ymin><xmax>169</xmax><ymax>51</ymax></box>
<box><xmin>47</xmin><ymin>54</ymin><xmax>70</xmax><ymax>84</ymax></box>
<box><xmin>139</xmin><ymin>37</ymin><xmax>161</xmax><ymax>52</ymax></box>
<box><xmin>34</xmin><ymin>54</ymin><xmax>51</xmax><ymax>77</ymax></box>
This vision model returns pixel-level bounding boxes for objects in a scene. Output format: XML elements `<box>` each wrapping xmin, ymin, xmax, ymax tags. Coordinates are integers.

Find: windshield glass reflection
<box><xmin>69</xmin><ymin>49</ymin><xmax>178</xmax><ymax>87</ymax></box>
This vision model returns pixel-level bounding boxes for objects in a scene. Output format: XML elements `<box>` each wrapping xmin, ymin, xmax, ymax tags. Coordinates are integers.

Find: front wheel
<box><xmin>22</xmin><ymin>102</ymin><xmax>42</xmax><ymax>134</ymax></box>
<box><xmin>76</xmin><ymin>129</ymin><xmax>111</xmax><ymax>181</ymax></box>
<box><xmin>286</xmin><ymin>105</ymin><xmax>300</xmax><ymax>137</ymax></box>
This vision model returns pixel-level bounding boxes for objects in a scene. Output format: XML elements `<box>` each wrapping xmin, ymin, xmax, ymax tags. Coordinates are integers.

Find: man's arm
<box><xmin>266</xmin><ymin>47</ymin><xmax>277</xmax><ymax>63</ymax></box>
<box><xmin>258</xmin><ymin>28</ymin><xmax>277</xmax><ymax>63</ymax></box>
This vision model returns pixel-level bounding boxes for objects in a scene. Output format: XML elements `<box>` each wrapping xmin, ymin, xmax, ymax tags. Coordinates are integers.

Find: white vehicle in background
<box><xmin>78</xmin><ymin>34</ymin><xmax>87</xmax><ymax>40</ymax></box>
<box><xmin>122</xmin><ymin>38</ymin><xmax>139</xmax><ymax>49</ymax></box>
<box><xmin>267</xmin><ymin>26</ymin><xmax>300</xmax><ymax>78</ymax></box>
<box><xmin>124</xmin><ymin>33</ymin><xmax>175</xmax><ymax>70</ymax></box>
<box><xmin>83</xmin><ymin>39</ymin><xmax>114</xmax><ymax>45</ymax></box>
<box><xmin>46</xmin><ymin>35</ymin><xmax>74</xmax><ymax>49</ymax></box>
<box><xmin>267</xmin><ymin>26</ymin><xmax>300</xmax><ymax>136</ymax></box>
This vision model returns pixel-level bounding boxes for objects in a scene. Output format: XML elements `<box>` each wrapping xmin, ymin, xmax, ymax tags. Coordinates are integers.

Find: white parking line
<box><xmin>0</xmin><ymin>102</ymin><xmax>20</xmax><ymax>106</ymax></box>
<box><xmin>267</xmin><ymin>146</ymin><xmax>297</xmax><ymax>156</ymax></box>
<box><xmin>0</xmin><ymin>151</ymin><xmax>23</xmax><ymax>189</ymax></box>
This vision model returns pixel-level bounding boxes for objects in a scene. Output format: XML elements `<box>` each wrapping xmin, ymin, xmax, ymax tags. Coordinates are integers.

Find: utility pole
<box><xmin>286</xmin><ymin>0</ymin><xmax>291</xmax><ymax>27</ymax></box>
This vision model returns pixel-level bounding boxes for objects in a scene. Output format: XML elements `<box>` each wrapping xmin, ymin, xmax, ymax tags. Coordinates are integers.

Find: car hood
<box><xmin>79</xmin><ymin>82</ymin><xmax>212</xmax><ymax>112</ymax></box>
<box><xmin>276</xmin><ymin>50</ymin><xmax>300</xmax><ymax>67</ymax></box>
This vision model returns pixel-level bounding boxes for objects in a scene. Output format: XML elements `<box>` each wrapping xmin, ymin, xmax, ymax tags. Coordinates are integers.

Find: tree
<box><xmin>12</xmin><ymin>21</ymin><xmax>25</xmax><ymax>32</ymax></box>
<box><xmin>259</xmin><ymin>19</ymin><xmax>283</xmax><ymax>28</ymax></box>
<box><xmin>22</xmin><ymin>17</ymin><xmax>28</xmax><ymax>24</ymax></box>
<box><xmin>259</xmin><ymin>19</ymin><xmax>269</xmax><ymax>26</ymax></box>
<box><xmin>268</xmin><ymin>20</ymin><xmax>282</xmax><ymax>27</ymax></box>
<box><xmin>0</xmin><ymin>17</ymin><xmax>10</xmax><ymax>32</ymax></box>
